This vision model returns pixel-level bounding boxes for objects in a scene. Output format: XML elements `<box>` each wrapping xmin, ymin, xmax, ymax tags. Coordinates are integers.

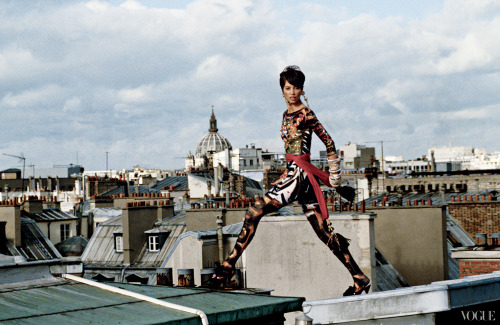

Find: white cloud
<box><xmin>63</xmin><ymin>97</ymin><xmax>82</xmax><ymax>112</ymax></box>
<box><xmin>0</xmin><ymin>0</ymin><xmax>499</xmax><ymax>171</ymax></box>
<box><xmin>440</xmin><ymin>104</ymin><xmax>500</xmax><ymax>120</ymax></box>
<box><xmin>1</xmin><ymin>85</ymin><xmax>63</xmax><ymax>108</ymax></box>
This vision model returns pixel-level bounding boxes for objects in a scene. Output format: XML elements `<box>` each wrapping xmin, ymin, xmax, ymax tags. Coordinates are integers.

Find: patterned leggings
<box><xmin>224</xmin><ymin>161</ymin><xmax>364</xmax><ymax>278</ymax></box>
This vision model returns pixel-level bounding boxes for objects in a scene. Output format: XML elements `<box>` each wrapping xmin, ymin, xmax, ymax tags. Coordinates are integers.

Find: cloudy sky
<box><xmin>1</xmin><ymin>0</ymin><xmax>499</xmax><ymax>173</ymax></box>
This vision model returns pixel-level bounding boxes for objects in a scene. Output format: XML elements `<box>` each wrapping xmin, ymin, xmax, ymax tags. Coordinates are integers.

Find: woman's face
<box><xmin>282</xmin><ymin>80</ymin><xmax>302</xmax><ymax>105</ymax></box>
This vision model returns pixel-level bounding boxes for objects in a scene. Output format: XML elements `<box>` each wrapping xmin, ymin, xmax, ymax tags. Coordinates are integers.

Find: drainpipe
<box><xmin>47</xmin><ymin>221</ymin><xmax>52</xmax><ymax>242</ymax></box>
<box><xmin>214</xmin><ymin>167</ymin><xmax>220</xmax><ymax>197</ymax></box>
<box><xmin>225</xmin><ymin>183</ymin><xmax>230</xmax><ymax>207</ymax></box>
<box><xmin>216</xmin><ymin>214</ymin><xmax>224</xmax><ymax>264</ymax></box>
<box><xmin>62</xmin><ymin>274</ymin><xmax>209</xmax><ymax>325</ymax></box>
<box><xmin>120</xmin><ymin>266</ymin><xmax>129</xmax><ymax>283</ymax></box>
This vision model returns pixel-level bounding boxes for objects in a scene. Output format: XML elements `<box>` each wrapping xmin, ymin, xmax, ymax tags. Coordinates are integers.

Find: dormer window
<box><xmin>148</xmin><ymin>235</ymin><xmax>159</xmax><ymax>252</ymax></box>
<box><xmin>145</xmin><ymin>230</ymin><xmax>170</xmax><ymax>252</ymax></box>
<box><xmin>113</xmin><ymin>232</ymin><xmax>123</xmax><ymax>253</ymax></box>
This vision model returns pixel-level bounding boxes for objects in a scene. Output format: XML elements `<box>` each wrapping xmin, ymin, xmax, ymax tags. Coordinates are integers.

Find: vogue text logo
<box><xmin>461</xmin><ymin>310</ymin><xmax>496</xmax><ymax>322</ymax></box>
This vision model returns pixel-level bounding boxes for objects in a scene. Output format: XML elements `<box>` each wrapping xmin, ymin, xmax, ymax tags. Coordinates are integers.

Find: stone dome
<box><xmin>195</xmin><ymin>132</ymin><xmax>232</xmax><ymax>157</ymax></box>
<box><xmin>195</xmin><ymin>109</ymin><xmax>232</xmax><ymax>157</ymax></box>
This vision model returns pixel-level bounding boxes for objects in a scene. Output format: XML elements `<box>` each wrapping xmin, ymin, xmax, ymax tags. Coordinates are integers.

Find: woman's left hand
<box><xmin>328</xmin><ymin>154</ymin><xmax>341</xmax><ymax>188</ymax></box>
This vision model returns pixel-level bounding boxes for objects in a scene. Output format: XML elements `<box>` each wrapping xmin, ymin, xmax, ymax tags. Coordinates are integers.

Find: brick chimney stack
<box><xmin>0</xmin><ymin>204</ymin><xmax>21</xmax><ymax>247</ymax></box>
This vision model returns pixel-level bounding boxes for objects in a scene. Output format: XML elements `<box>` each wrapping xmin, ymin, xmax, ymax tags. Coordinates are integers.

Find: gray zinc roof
<box><xmin>4</xmin><ymin>218</ymin><xmax>62</xmax><ymax>262</ymax></box>
<box><xmin>22</xmin><ymin>208</ymin><xmax>78</xmax><ymax>222</ymax></box>
<box><xmin>0</xmin><ymin>262</ymin><xmax>304</xmax><ymax>324</ymax></box>
<box><xmin>152</xmin><ymin>176</ymin><xmax>189</xmax><ymax>191</ymax></box>
<box><xmin>190</xmin><ymin>173</ymin><xmax>262</xmax><ymax>195</ymax></box>
<box><xmin>82</xmin><ymin>207</ymin><xmax>123</xmax><ymax>218</ymax></box>
<box><xmin>101</xmin><ymin>176</ymin><xmax>189</xmax><ymax>196</ymax></box>
<box><xmin>362</xmin><ymin>189</ymin><xmax>499</xmax><ymax>206</ymax></box>
<box><xmin>81</xmin><ymin>211</ymin><xmax>188</xmax><ymax>284</ymax></box>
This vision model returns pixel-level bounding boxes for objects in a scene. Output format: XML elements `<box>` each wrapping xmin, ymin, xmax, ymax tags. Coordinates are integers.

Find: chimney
<box><xmin>207</xmin><ymin>181</ymin><xmax>212</xmax><ymax>200</ymax></box>
<box><xmin>122</xmin><ymin>205</ymin><xmax>157</xmax><ymax>265</ymax></box>
<box><xmin>29</xmin><ymin>177</ymin><xmax>35</xmax><ymax>191</ymax></box>
<box><xmin>157</xmin><ymin>204</ymin><xmax>174</xmax><ymax>222</ymax></box>
<box><xmin>0</xmin><ymin>204</ymin><xmax>21</xmax><ymax>247</ymax></box>
<box><xmin>475</xmin><ymin>233</ymin><xmax>487</xmax><ymax>246</ymax></box>
<box><xmin>23</xmin><ymin>198</ymin><xmax>43</xmax><ymax>213</ymax></box>
<box><xmin>0</xmin><ymin>221</ymin><xmax>8</xmax><ymax>254</ymax></box>
<box><xmin>491</xmin><ymin>233</ymin><xmax>500</xmax><ymax>247</ymax></box>
<box><xmin>47</xmin><ymin>177</ymin><xmax>53</xmax><ymax>191</ymax></box>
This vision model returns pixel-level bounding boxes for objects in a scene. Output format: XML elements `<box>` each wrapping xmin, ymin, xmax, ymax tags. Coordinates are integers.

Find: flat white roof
<box><xmin>303</xmin><ymin>271</ymin><xmax>500</xmax><ymax>324</ymax></box>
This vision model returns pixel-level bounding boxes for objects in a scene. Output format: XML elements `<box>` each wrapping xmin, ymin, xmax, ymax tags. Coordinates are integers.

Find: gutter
<box><xmin>62</xmin><ymin>274</ymin><xmax>209</xmax><ymax>325</ymax></box>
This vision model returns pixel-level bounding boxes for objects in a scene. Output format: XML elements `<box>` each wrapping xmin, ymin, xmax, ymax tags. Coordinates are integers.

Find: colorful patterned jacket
<box><xmin>280</xmin><ymin>107</ymin><xmax>336</xmax><ymax>155</ymax></box>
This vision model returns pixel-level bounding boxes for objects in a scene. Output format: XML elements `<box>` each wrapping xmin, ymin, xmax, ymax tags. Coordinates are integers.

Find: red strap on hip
<box><xmin>286</xmin><ymin>153</ymin><xmax>332</xmax><ymax>220</ymax></box>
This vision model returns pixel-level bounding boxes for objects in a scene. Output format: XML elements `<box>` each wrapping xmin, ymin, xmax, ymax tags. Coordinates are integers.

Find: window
<box><xmin>249</xmin><ymin>159</ymin><xmax>253</xmax><ymax>166</ymax></box>
<box><xmin>146</xmin><ymin>232</ymin><xmax>170</xmax><ymax>252</ymax></box>
<box><xmin>149</xmin><ymin>235</ymin><xmax>160</xmax><ymax>252</ymax></box>
<box><xmin>115</xmin><ymin>235</ymin><xmax>123</xmax><ymax>252</ymax></box>
<box><xmin>60</xmin><ymin>224</ymin><xmax>70</xmax><ymax>242</ymax></box>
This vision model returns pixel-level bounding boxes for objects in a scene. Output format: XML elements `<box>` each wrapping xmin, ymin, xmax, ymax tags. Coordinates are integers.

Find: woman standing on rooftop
<box><xmin>213</xmin><ymin>65</ymin><xmax>370</xmax><ymax>296</ymax></box>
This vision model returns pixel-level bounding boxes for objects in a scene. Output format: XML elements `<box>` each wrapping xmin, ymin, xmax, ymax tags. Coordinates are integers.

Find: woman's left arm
<box><xmin>306</xmin><ymin>109</ymin><xmax>336</xmax><ymax>156</ymax></box>
<box><xmin>307</xmin><ymin>109</ymin><xmax>341</xmax><ymax>187</ymax></box>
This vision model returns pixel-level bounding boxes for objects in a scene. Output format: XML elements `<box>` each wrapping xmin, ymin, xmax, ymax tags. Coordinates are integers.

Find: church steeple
<box><xmin>209</xmin><ymin>105</ymin><xmax>218</xmax><ymax>133</ymax></box>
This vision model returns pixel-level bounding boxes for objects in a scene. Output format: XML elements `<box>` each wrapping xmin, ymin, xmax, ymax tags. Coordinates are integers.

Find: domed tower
<box><xmin>186</xmin><ymin>108</ymin><xmax>232</xmax><ymax>169</ymax></box>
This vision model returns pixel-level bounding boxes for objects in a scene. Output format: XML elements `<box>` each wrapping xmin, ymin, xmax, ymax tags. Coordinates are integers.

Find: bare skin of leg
<box><xmin>303</xmin><ymin>204</ymin><xmax>370</xmax><ymax>294</ymax></box>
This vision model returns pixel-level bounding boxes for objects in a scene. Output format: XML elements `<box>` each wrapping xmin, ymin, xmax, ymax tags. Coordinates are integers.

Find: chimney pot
<box><xmin>475</xmin><ymin>233</ymin><xmax>487</xmax><ymax>246</ymax></box>
<box><xmin>492</xmin><ymin>233</ymin><xmax>500</xmax><ymax>247</ymax></box>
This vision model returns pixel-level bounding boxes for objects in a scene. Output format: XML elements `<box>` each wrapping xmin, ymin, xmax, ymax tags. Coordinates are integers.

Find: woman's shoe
<box><xmin>343</xmin><ymin>276</ymin><xmax>371</xmax><ymax>296</ymax></box>
<box><xmin>207</xmin><ymin>262</ymin><xmax>235</xmax><ymax>289</ymax></box>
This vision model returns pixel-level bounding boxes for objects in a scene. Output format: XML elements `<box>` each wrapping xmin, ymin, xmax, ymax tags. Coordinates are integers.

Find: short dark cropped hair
<box><xmin>279</xmin><ymin>65</ymin><xmax>305</xmax><ymax>90</ymax></box>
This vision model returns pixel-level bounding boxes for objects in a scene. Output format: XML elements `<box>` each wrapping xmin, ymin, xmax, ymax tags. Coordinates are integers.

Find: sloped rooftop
<box><xmin>0</xmin><ymin>262</ymin><xmax>304</xmax><ymax>324</ymax></box>
<box><xmin>21</xmin><ymin>208</ymin><xmax>78</xmax><ymax>222</ymax></box>
<box><xmin>4</xmin><ymin>217</ymin><xmax>62</xmax><ymax>262</ymax></box>
<box><xmin>101</xmin><ymin>176</ymin><xmax>189</xmax><ymax>196</ymax></box>
<box><xmin>361</xmin><ymin>189</ymin><xmax>499</xmax><ymax>207</ymax></box>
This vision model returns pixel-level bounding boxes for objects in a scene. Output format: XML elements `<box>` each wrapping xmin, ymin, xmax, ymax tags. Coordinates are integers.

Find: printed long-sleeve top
<box><xmin>280</xmin><ymin>107</ymin><xmax>336</xmax><ymax>155</ymax></box>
